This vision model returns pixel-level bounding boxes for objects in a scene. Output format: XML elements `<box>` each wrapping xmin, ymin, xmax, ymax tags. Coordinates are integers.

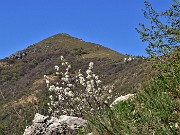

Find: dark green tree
<box><xmin>136</xmin><ymin>0</ymin><xmax>180</xmax><ymax>57</ymax></box>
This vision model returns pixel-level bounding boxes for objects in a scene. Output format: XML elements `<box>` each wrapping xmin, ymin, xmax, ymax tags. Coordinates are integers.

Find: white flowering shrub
<box><xmin>44</xmin><ymin>56</ymin><xmax>114</xmax><ymax>117</ymax></box>
<box><xmin>24</xmin><ymin>56</ymin><xmax>114</xmax><ymax>135</ymax></box>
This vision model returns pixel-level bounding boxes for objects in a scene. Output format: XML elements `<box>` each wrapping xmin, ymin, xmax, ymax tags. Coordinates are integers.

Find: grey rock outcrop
<box><xmin>8</xmin><ymin>51</ymin><xmax>27</xmax><ymax>59</ymax></box>
<box><xmin>23</xmin><ymin>113</ymin><xmax>87</xmax><ymax>135</ymax></box>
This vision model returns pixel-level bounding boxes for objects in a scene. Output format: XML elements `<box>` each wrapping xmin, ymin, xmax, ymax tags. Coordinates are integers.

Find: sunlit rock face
<box><xmin>23</xmin><ymin>113</ymin><xmax>87</xmax><ymax>135</ymax></box>
<box><xmin>110</xmin><ymin>94</ymin><xmax>136</xmax><ymax>108</ymax></box>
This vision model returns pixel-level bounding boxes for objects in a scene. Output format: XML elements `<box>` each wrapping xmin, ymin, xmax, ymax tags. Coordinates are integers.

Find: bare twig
<box><xmin>12</xmin><ymin>105</ymin><xmax>22</xmax><ymax>118</ymax></box>
<box><xmin>0</xmin><ymin>88</ymin><xmax>5</xmax><ymax>100</ymax></box>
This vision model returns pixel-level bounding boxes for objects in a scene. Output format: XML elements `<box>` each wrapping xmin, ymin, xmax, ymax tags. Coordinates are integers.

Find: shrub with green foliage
<box><xmin>136</xmin><ymin>0</ymin><xmax>179</xmax><ymax>57</ymax></box>
<box><xmin>81</xmin><ymin>0</ymin><xmax>180</xmax><ymax>134</ymax></box>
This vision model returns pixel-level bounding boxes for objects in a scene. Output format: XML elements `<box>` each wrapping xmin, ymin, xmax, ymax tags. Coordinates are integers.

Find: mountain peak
<box><xmin>4</xmin><ymin>33</ymin><xmax>125</xmax><ymax>61</ymax></box>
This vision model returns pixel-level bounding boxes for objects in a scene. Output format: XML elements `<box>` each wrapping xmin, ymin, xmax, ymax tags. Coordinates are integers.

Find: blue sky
<box><xmin>0</xmin><ymin>0</ymin><xmax>173</xmax><ymax>59</ymax></box>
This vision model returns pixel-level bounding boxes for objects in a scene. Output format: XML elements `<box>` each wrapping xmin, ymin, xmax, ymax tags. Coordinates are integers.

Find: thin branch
<box><xmin>12</xmin><ymin>105</ymin><xmax>22</xmax><ymax>118</ymax></box>
<box><xmin>0</xmin><ymin>88</ymin><xmax>5</xmax><ymax>100</ymax></box>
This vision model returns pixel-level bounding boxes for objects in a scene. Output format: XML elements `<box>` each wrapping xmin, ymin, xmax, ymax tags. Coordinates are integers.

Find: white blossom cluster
<box><xmin>44</xmin><ymin>56</ymin><xmax>114</xmax><ymax>117</ymax></box>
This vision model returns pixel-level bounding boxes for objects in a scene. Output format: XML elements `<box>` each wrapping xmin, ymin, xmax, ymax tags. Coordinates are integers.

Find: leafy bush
<box><xmin>84</xmin><ymin>53</ymin><xmax>179</xmax><ymax>134</ymax></box>
<box><xmin>82</xmin><ymin>0</ymin><xmax>180</xmax><ymax>134</ymax></box>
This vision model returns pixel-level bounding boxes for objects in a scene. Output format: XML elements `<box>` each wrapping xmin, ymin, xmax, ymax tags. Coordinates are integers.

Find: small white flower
<box><xmin>55</xmin><ymin>86</ymin><xmax>60</xmax><ymax>92</ymax></box>
<box><xmin>89</xmin><ymin>62</ymin><xmax>94</xmax><ymax>69</ymax></box>
<box><xmin>90</xmin><ymin>108</ymin><xmax>94</xmax><ymax>111</ymax></box>
<box><xmin>56</xmin><ymin>82</ymin><xmax>59</xmax><ymax>85</ymax></box>
<box><xmin>65</xmin><ymin>71</ymin><xmax>69</xmax><ymax>75</ymax></box>
<box><xmin>64</xmin><ymin>77</ymin><xmax>69</xmax><ymax>82</ymax></box>
<box><xmin>78</xmin><ymin>73</ymin><xmax>83</xmax><ymax>77</ymax></box>
<box><xmin>48</xmin><ymin>108</ymin><xmax>53</xmax><ymax>113</ymax></box>
<box><xmin>67</xmin><ymin>91</ymin><xmax>74</xmax><ymax>97</ymax></box>
<box><xmin>86</xmin><ymin>75</ymin><xmax>91</xmax><ymax>79</ymax></box>
<box><xmin>95</xmin><ymin>75</ymin><xmax>99</xmax><ymax>80</ymax></box>
<box><xmin>96</xmin><ymin>80</ymin><xmax>101</xmax><ymax>84</ymax></box>
<box><xmin>49</xmin><ymin>85</ymin><xmax>55</xmax><ymax>91</ymax></box>
<box><xmin>75</xmin><ymin>97</ymin><xmax>80</xmax><ymax>101</ymax></box>
<box><xmin>98</xmin><ymin>87</ymin><xmax>102</xmax><ymax>91</ymax></box>
<box><xmin>81</xmin><ymin>82</ymin><xmax>86</xmax><ymax>86</ymax></box>
<box><xmin>107</xmin><ymin>96</ymin><xmax>112</xmax><ymax>99</ymax></box>
<box><xmin>60</xmin><ymin>72</ymin><xmax>64</xmax><ymax>75</ymax></box>
<box><xmin>67</xmin><ymin>84</ymin><xmax>73</xmax><ymax>87</ymax></box>
<box><xmin>54</xmin><ymin>65</ymin><xmax>59</xmax><ymax>71</ymax></box>
<box><xmin>86</xmin><ymin>69</ymin><xmax>92</xmax><ymax>74</ymax></box>
<box><xmin>45</xmin><ymin>79</ymin><xmax>49</xmax><ymax>84</ymax></box>
<box><xmin>58</xmin><ymin>95</ymin><xmax>62</xmax><ymax>100</ymax></box>
<box><xmin>91</xmin><ymin>80</ymin><xmax>95</xmax><ymax>87</ymax></box>
<box><xmin>60</xmin><ymin>56</ymin><xmax>64</xmax><ymax>61</ymax></box>
<box><xmin>76</xmin><ymin>79</ymin><xmax>79</xmax><ymax>82</ymax></box>
<box><xmin>104</xmin><ymin>100</ymin><xmax>108</xmax><ymax>104</ymax></box>
<box><xmin>65</xmin><ymin>75</ymin><xmax>69</xmax><ymax>78</ymax></box>
<box><xmin>86</xmin><ymin>81</ymin><xmax>91</xmax><ymax>85</ymax></box>
<box><xmin>64</xmin><ymin>91</ymin><xmax>68</xmax><ymax>95</ymax></box>
<box><xmin>79</xmin><ymin>76</ymin><xmax>84</xmax><ymax>80</ymax></box>
<box><xmin>64</xmin><ymin>87</ymin><xmax>70</xmax><ymax>91</ymax></box>
<box><xmin>49</xmin><ymin>95</ymin><xmax>53</xmax><ymax>100</ymax></box>
<box><xmin>56</xmin><ymin>72</ymin><xmax>60</xmax><ymax>75</ymax></box>
<box><xmin>108</xmin><ymin>89</ymin><xmax>112</xmax><ymax>93</ymax></box>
